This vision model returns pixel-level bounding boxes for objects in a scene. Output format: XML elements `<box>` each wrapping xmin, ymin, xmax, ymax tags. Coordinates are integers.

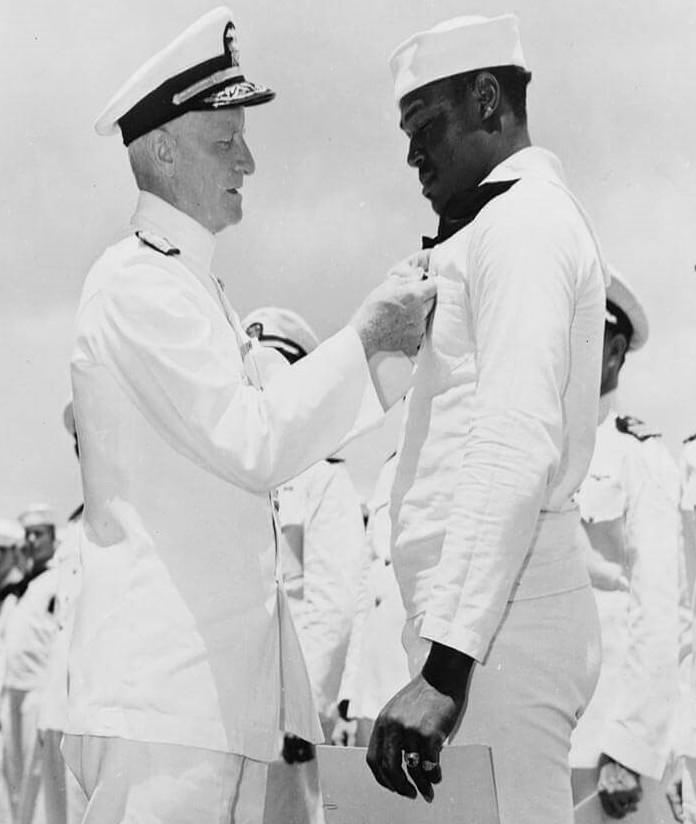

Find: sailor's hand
<box><xmin>282</xmin><ymin>734</ymin><xmax>316</xmax><ymax>764</ymax></box>
<box><xmin>366</xmin><ymin>673</ymin><xmax>462</xmax><ymax>803</ymax></box>
<box><xmin>598</xmin><ymin>755</ymin><xmax>643</xmax><ymax>818</ymax></box>
<box><xmin>351</xmin><ymin>278</ymin><xmax>437</xmax><ymax>360</ymax></box>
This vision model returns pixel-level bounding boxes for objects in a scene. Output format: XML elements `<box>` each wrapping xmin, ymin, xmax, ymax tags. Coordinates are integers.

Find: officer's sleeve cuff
<box><xmin>602</xmin><ymin>726</ymin><xmax>669</xmax><ymax>780</ymax></box>
<box><xmin>418</xmin><ymin>613</ymin><xmax>489</xmax><ymax>663</ymax></box>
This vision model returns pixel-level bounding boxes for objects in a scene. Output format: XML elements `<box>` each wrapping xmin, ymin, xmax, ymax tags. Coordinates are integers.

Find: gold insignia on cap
<box><xmin>224</xmin><ymin>22</ymin><xmax>240</xmax><ymax>68</ymax></box>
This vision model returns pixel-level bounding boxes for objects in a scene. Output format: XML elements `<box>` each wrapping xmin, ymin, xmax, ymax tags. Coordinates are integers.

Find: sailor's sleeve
<box><xmin>601</xmin><ymin>443</ymin><xmax>681</xmax><ymax>778</ymax></box>
<box><xmin>86</xmin><ymin>264</ymin><xmax>384</xmax><ymax>493</ymax></box>
<box><xmin>419</xmin><ymin>197</ymin><xmax>593</xmax><ymax>661</ymax></box>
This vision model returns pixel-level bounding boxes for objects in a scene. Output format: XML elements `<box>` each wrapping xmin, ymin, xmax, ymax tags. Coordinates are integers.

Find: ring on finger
<box><xmin>404</xmin><ymin>751</ymin><xmax>420</xmax><ymax>769</ymax></box>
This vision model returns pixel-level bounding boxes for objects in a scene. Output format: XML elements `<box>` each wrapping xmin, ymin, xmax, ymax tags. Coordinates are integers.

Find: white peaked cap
<box><xmin>242</xmin><ymin>307</ymin><xmax>320</xmax><ymax>361</ymax></box>
<box><xmin>606</xmin><ymin>267</ymin><xmax>649</xmax><ymax>351</ymax></box>
<box><xmin>390</xmin><ymin>14</ymin><xmax>528</xmax><ymax>104</ymax></box>
<box><xmin>95</xmin><ymin>7</ymin><xmax>274</xmax><ymax>145</ymax></box>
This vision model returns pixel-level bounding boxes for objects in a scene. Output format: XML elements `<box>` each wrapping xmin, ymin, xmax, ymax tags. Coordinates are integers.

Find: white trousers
<box><xmin>403</xmin><ymin>585</ymin><xmax>601</xmax><ymax>824</ymax></box>
<box><xmin>62</xmin><ymin>735</ymin><xmax>268</xmax><ymax>824</ymax></box>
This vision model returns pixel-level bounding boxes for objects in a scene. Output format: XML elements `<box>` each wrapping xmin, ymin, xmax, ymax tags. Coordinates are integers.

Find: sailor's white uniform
<box><xmin>338</xmin><ymin>454</ymin><xmax>409</xmax><ymax>730</ymax></box>
<box><xmin>390</xmin><ymin>146</ymin><xmax>606</xmax><ymax>824</ymax></box>
<box><xmin>263</xmin><ymin>459</ymin><xmax>366</xmax><ymax>824</ymax></box>
<box><xmin>65</xmin><ymin>191</ymin><xmax>385</xmax><ymax>822</ymax></box>
<box><xmin>570</xmin><ymin>400</ymin><xmax>681</xmax><ymax>820</ymax></box>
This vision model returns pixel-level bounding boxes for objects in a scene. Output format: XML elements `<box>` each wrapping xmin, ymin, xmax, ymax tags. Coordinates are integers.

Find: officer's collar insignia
<box><xmin>615</xmin><ymin>415</ymin><xmax>661</xmax><ymax>442</ymax></box>
<box><xmin>135</xmin><ymin>230</ymin><xmax>180</xmax><ymax>256</ymax></box>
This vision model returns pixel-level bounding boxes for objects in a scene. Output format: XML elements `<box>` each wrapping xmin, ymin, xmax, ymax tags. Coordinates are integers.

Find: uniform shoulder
<box><xmin>614</xmin><ymin>414</ymin><xmax>662</xmax><ymax>442</ymax></box>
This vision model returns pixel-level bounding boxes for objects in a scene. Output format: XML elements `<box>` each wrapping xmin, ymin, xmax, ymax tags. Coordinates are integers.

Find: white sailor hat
<box><xmin>95</xmin><ymin>7</ymin><xmax>274</xmax><ymax>146</ymax></box>
<box><xmin>243</xmin><ymin>307</ymin><xmax>320</xmax><ymax>363</ymax></box>
<box><xmin>606</xmin><ymin>267</ymin><xmax>649</xmax><ymax>351</ymax></box>
<box><xmin>0</xmin><ymin>519</ymin><xmax>23</xmax><ymax>547</ymax></box>
<box><xmin>390</xmin><ymin>14</ymin><xmax>528</xmax><ymax>104</ymax></box>
<box><xmin>18</xmin><ymin>504</ymin><xmax>55</xmax><ymax>530</ymax></box>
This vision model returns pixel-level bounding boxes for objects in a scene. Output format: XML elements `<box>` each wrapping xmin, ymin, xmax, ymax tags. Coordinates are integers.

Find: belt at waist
<box><xmin>509</xmin><ymin>509</ymin><xmax>589</xmax><ymax>601</ymax></box>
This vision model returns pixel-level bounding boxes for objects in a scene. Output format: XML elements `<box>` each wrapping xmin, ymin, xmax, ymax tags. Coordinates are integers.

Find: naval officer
<box><xmin>569</xmin><ymin>270</ymin><xmax>681</xmax><ymax>820</ymax></box>
<box><xmin>367</xmin><ymin>15</ymin><xmax>608</xmax><ymax>824</ymax></box>
<box><xmin>65</xmin><ymin>8</ymin><xmax>435</xmax><ymax>823</ymax></box>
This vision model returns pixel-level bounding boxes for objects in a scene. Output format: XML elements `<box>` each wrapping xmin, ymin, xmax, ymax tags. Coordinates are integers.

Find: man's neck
<box><xmin>482</xmin><ymin>126</ymin><xmax>532</xmax><ymax>183</ymax></box>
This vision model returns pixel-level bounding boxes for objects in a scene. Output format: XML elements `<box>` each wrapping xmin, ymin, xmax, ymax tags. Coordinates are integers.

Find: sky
<box><xmin>1</xmin><ymin>0</ymin><xmax>696</xmax><ymax>524</ymax></box>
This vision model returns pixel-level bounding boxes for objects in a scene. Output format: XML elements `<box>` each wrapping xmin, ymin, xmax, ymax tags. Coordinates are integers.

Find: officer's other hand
<box><xmin>331</xmin><ymin>717</ymin><xmax>357</xmax><ymax>747</ymax></box>
<box><xmin>282</xmin><ymin>734</ymin><xmax>316</xmax><ymax>764</ymax></box>
<box><xmin>666</xmin><ymin>774</ymin><xmax>685</xmax><ymax>822</ymax></box>
<box><xmin>366</xmin><ymin>672</ymin><xmax>462</xmax><ymax>803</ymax></box>
<box><xmin>351</xmin><ymin>278</ymin><xmax>437</xmax><ymax>360</ymax></box>
<box><xmin>597</xmin><ymin>755</ymin><xmax>643</xmax><ymax>818</ymax></box>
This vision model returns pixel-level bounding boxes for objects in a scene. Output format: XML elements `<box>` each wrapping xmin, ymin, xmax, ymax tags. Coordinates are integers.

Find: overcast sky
<box><xmin>2</xmin><ymin>0</ymin><xmax>696</xmax><ymax>523</ymax></box>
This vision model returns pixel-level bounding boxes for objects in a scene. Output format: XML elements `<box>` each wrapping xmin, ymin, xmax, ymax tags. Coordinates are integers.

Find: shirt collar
<box><xmin>131</xmin><ymin>191</ymin><xmax>216</xmax><ymax>275</ymax></box>
<box><xmin>481</xmin><ymin>146</ymin><xmax>568</xmax><ymax>188</ymax></box>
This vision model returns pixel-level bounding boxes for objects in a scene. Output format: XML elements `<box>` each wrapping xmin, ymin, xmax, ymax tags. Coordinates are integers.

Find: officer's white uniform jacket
<box><xmin>68</xmin><ymin>192</ymin><xmax>384</xmax><ymax>762</ymax></box>
<box><xmin>38</xmin><ymin>514</ymin><xmax>82</xmax><ymax>733</ymax></box>
<box><xmin>570</xmin><ymin>398</ymin><xmax>680</xmax><ymax>779</ymax></box>
<box><xmin>276</xmin><ymin>459</ymin><xmax>366</xmax><ymax>721</ymax></box>
<box><xmin>391</xmin><ymin>147</ymin><xmax>606</xmax><ymax>662</ymax></box>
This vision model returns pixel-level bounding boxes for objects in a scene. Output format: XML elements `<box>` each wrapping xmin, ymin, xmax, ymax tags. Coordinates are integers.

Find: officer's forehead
<box><xmin>176</xmin><ymin>108</ymin><xmax>245</xmax><ymax>139</ymax></box>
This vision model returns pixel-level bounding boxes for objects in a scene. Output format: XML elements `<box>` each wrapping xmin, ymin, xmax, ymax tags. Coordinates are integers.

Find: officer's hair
<box><xmin>447</xmin><ymin>66</ymin><xmax>532</xmax><ymax>122</ymax></box>
<box><xmin>127</xmin><ymin>135</ymin><xmax>163</xmax><ymax>194</ymax></box>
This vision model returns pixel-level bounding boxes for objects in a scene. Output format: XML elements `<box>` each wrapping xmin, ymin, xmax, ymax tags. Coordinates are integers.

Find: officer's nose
<box><xmin>235</xmin><ymin>135</ymin><xmax>255</xmax><ymax>176</ymax></box>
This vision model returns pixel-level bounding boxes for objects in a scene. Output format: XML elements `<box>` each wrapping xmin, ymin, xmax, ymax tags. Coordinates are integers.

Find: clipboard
<box><xmin>316</xmin><ymin>744</ymin><xmax>500</xmax><ymax>824</ymax></box>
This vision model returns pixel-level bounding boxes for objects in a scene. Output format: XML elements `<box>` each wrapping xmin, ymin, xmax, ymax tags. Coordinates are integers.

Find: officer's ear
<box><xmin>147</xmin><ymin>128</ymin><xmax>177</xmax><ymax>178</ymax></box>
<box><xmin>606</xmin><ymin>331</ymin><xmax>629</xmax><ymax>373</ymax></box>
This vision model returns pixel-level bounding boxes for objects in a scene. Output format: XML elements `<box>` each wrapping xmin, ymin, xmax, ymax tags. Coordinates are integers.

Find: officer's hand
<box><xmin>351</xmin><ymin>278</ymin><xmax>437</xmax><ymax>360</ymax></box>
<box><xmin>366</xmin><ymin>673</ymin><xmax>463</xmax><ymax>803</ymax></box>
<box><xmin>597</xmin><ymin>755</ymin><xmax>643</xmax><ymax>818</ymax></box>
<box><xmin>281</xmin><ymin>734</ymin><xmax>316</xmax><ymax>764</ymax></box>
<box><xmin>331</xmin><ymin>717</ymin><xmax>358</xmax><ymax>747</ymax></box>
<box><xmin>666</xmin><ymin>775</ymin><xmax>685</xmax><ymax>822</ymax></box>
<box><xmin>388</xmin><ymin>251</ymin><xmax>431</xmax><ymax>281</ymax></box>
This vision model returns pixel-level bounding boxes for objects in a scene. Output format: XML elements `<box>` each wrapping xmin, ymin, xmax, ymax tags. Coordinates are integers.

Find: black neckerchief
<box><xmin>422</xmin><ymin>179</ymin><xmax>520</xmax><ymax>249</ymax></box>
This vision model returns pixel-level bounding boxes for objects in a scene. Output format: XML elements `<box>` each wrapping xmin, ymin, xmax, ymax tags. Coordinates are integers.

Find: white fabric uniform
<box><xmin>263</xmin><ymin>459</ymin><xmax>366</xmax><ymax>824</ymax></box>
<box><xmin>35</xmin><ymin>516</ymin><xmax>86</xmax><ymax>824</ymax></box>
<box><xmin>570</xmin><ymin>402</ymin><xmax>681</xmax><ymax>779</ymax></box>
<box><xmin>680</xmin><ymin>436</ymin><xmax>696</xmax><ymax>821</ymax></box>
<box><xmin>67</xmin><ymin>192</ymin><xmax>386</xmax><ymax>819</ymax></box>
<box><xmin>1</xmin><ymin>566</ymin><xmax>59</xmax><ymax>821</ymax></box>
<box><xmin>390</xmin><ymin>147</ymin><xmax>606</xmax><ymax>824</ymax></box>
<box><xmin>338</xmin><ymin>454</ymin><xmax>408</xmax><ymax>726</ymax></box>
